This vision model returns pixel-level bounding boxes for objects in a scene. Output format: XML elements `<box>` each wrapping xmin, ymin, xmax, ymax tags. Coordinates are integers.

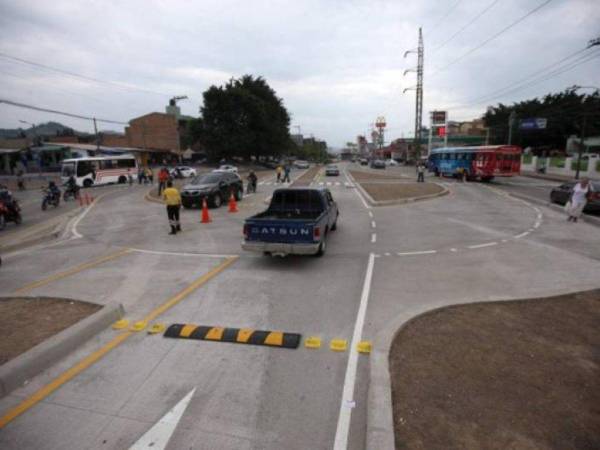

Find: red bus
<box><xmin>429</xmin><ymin>145</ymin><xmax>521</xmax><ymax>181</ymax></box>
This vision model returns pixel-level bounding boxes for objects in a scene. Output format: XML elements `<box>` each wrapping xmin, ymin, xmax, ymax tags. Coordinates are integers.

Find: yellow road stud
<box><xmin>264</xmin><ymin>331</ymin><xmax>283</xmax><ymax>346</ymax></box>
<box><xmin>112</xmin><ymin>319</ymin><xmax>129</xmax><ymax>330</ymax></box>
<box><xmin>304</xmin><ymin>336</ymin><xmax>322</xmax><ymax>349</ymax></box>
<box><xmin>330</xmin><ymin>339</ymin><xmax>347</xmax><ymax>352</ymax></box>
<box><xmin>236</xmin><ymin>328</ymin><xmax>254</xmax><ymax>343</ymax></box>
<box><xmin>180</xmin><ymin>324</ymin><xmax>197</xmax><ymax>338</ymax></box>
<box><xmin>147</xmin><ymin>323</ymin><xmax>166</xmax><ymax>334</ymax></box>
<box><xmin>205</xmin><ymin>327</ymin><xmax>224</xmax><ymax>340</ymax></box>
<box><xmin>130</xmin><ymin>321</ymin><xmax>148</xmax><ymax>332</ymax></box>
<box><xmin>357</xmin><ymin>341</ymin><xmax>372</xmax><ymax>354</ymax></box>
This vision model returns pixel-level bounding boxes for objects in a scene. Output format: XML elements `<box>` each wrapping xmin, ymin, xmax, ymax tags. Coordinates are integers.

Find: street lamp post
<box><xmin>570</xmin><ymin>85</ymin><xmax>599</xmax><ymax>180</ymax></box>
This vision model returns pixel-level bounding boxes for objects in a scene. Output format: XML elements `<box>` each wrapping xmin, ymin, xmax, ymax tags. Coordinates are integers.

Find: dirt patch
<box><xmin>360</xmin><ymin>182</ymin><xmax>443</xmax><ymax>202</ymax></box>
<box><xmin>291</xmin><ymin>165</ymin><xmax>321</xmax><ymax>187</ymax></box>
<box><xmin>390</xmin><ymin>290</ymin><xmax>600</xmax><ymax>450</ymax></box>
<box><xmin>0</xmin><ymin>297</ymin><xmax>101</xmax><ymax>365</ymax></box>
<box><xmin>349</xmin><ymin>170</ymin><xmax>404</xmax><ymax>181</ymax></box>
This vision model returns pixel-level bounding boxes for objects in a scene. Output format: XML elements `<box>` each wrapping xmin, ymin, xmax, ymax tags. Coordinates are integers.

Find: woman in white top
<box><xmin>567</xmin><ymin>177</ymin><xmax>593</xmax><ymax>222</ymax></box>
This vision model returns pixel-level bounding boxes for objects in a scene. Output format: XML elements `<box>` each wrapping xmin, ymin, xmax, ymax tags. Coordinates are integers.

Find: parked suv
<box><xmin>181</xmin><ymin>172</ymin><xmax>243</xmax><ymax>208</ymax></box>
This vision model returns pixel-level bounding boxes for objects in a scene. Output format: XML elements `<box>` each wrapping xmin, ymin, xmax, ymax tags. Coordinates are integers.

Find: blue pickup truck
<box><xmin>242</xmin><ymin>187</ymin><xmax>339</xmax><ymax>256</ymax></box>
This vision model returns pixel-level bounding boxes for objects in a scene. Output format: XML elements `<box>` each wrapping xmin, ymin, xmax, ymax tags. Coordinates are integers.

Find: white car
<box><xmin>170</xmin><ymin>166</ymin><xmax>197</xmax><ymax>178</ymax></box>
<box><xmin>213</xmin><ymin>164</ymin><xmax>238</xmax><ymax>173</ymax></box>
<box><xmin>294</xmin><ymin>160</ymin><xmax>310</xmax><ymax>169</ymax></box>
<box><xmin>385</xmin><ymin>159</ymin><xmax>399</xmax><ymax>166</ymax></box>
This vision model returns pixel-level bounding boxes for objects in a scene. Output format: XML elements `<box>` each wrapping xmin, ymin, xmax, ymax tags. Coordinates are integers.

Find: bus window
<box><xmin>77</xmin><ymin>161</ymin><xmax>94</xmax><ymax>177</ymax></box>
<box><xmin>62</xmin><ymin>162</ymin><xmax>75</xmax><ymax>177</ymax></box>
<box><xmin>457</xmin><ymin>153</ymin><xmax>463</xmax><ymax>160</ymax></box>
<box><xmin>117</xmin><ymin>159</ymin><xmax>136</xmax><ymax>168</ymax></box>
<box><xmin>449</xmin><ymin>153</ymin><xmax>456</xmax><ymax>160</ymax></box>
<box><xmin>100</xmin><ymin>160</ymin><xmax>114</xmax><ymax>169</ymax></box>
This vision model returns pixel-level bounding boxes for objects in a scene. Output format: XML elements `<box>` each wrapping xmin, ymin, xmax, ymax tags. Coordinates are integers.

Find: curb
<box><xmin>521</xmin><ymin>171</ymin><xmax>599</xmax><ymax>183</ymax></box>
<box><xmin>144</xmin><ymin>187</ymin><xmax>165</xmax><ymax>205</ymax></box>
<box><xmin>0</xmin><ymin>300</ymin><xmax>124</xmax><ymax>398</ymax></box>
<box><xmin>500</xmin><ymin>191</ymin><xmax>600</xmax><ymax>227</ymax></box>
<box><xmin>346</xmin><ymin>171</ymin><xmax>448</xmax><ymax>207</ymax></box>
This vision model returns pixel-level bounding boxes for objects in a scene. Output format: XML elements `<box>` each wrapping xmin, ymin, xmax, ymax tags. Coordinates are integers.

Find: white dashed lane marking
<box><xmin>371</xmin><ymin>233</ymin><xmax>376</xmax><ymax>243</ymax></box>
<box><xmin>371</xmin><ymin>221</ymin><xmax>376</xmax><ymax>229</ymax></box>
<box><xmin>468</xmin><ymin>242</ymin><xmax>498</xmax><ymax>249</ymax></box>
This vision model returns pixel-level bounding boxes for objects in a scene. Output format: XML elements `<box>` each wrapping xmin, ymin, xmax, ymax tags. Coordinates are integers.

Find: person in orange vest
<box><xmin>162</xmin><ymin>180</ymin><xmax>182</xmax><ymax>235</ymax></box>
<box><xmin>158</xmin><ymin>167</ymin><xmax>169</xmax><ymax>195</ymax></box>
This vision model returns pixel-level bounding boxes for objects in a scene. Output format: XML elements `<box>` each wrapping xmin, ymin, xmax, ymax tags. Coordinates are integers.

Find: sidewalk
<box><xmin>520</xmin><ymin>171</ymin><xmax>599</xmax><ymax>183</ymax></box>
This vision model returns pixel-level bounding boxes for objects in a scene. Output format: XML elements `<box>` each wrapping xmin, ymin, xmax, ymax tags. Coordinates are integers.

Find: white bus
<box><xmin>61</xmin><ymin>155</ymin><xmax>138</xmax><ymax>187</ymax></box>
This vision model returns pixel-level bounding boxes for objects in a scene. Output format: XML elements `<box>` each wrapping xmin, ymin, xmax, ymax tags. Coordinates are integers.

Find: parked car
<box><xmin>213</xmin><ymin>164</ymin><xmax>238</xmax><ymax>173</ymax></box>
<box><xmin>294</xmin><ymin>160</ymin><xmax>310</xmax><ymax>169</ymax></box>
<box><xmin>385</xmin><ymin>159</ymin><xmax>399</xmax><ymax>166</ymax></box>
<box><xmin>169</xmin><ymin>166</ymin><xmax>197</xmax><ymax>178</ymax></box>
<box><xmin>325</xmin><ymin>165</ymin><xmax>340</xmax><ymax>176</ymax></box>
<box><xmin>549</xmin><ymin>181</ymin><xmax>600</xmax><ymax>213</ymax></box>
<box><xmin>359</xmin><ymin>159</ymin><xmax>368</xmax><ymax>166</ymax></box>
<box><xmin>242</xmin><ymin>187</ymin><xmax>339</xmax><ymax>256</ymax></box>
<box><xmin>371</xmin><ymin>160</ymin><xmax>386</xmax><ymax>169</ymax></box>
<box><xmin>181</xmin><ymin>172</ymin><xmax>243</xmax><ymax>208</ymax></box>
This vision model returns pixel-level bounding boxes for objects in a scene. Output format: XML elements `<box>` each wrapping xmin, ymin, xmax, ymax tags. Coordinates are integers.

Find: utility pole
<box><xmin>93</xmin><ymin>118</ymin><xmax>100</xmax><ymax>152</ymax></box>
<box><xmin>508</xmin><ymin>110</ymin><xmax>516</xmax><ymax>145</ymax></box>
<box><xmin>403</xmin><ymin>27</ymin><xmax>424</xmax><ymax>161</ymax></box>
<box><xmin>575</xmin><ymin>114</ymin><xmax>587</xmax><ymax>180</ymax></box>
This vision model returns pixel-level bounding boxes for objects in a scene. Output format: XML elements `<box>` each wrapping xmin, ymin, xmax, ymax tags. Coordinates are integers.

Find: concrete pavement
<box><xmin>0</xmin><ymin>162</ymin><xmax>599</xmax><ymax>449</ymax></box>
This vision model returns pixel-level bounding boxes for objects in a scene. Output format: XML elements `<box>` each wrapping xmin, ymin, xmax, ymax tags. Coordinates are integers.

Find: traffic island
<box><xmin>347</xmin><ymin>170</ymin><xmax>447</xmax><ymax>206</ymax></box>
<box><xmin>0</xmin><ymin>297</ymin><xmax>123</xmax><ymax>397</ymax></box>
<box><xmin>387</xmin><ymin>290</ymin><xmax>600</xmax><ymax>450</ymax></box>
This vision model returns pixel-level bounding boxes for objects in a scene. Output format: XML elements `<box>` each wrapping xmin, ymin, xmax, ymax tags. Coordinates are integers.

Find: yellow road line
<box><xmin>14</xmin><ymin>248</ymin><xmax>132</xmax><ymax>295</ymax></box>
<box><xmin>0</xmin><ymin>256</ymin><xmax>238</xmax><ymax>429</ymax></box>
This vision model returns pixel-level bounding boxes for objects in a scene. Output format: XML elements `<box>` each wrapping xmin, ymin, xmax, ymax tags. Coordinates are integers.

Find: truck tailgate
<box><xmin>245</xmin><ymin>219</ymin><xmax>316</xmax><ymax>244</ymax></box>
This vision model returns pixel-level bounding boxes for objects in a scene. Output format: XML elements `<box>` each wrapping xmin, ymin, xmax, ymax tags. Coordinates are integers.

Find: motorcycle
<box><xmin>63</xmin><ymin>184</ymin><xmax>80</xmax><ymax>201</ymax></box>
<box><xmin>42</xmin><ymin>189</ymin><xmax>61</xmax><ymax>210</ymax></box>
<box><xmin>0</xmin><ymin>198</ymin><xmax>22</xmax><ymax>230</ymax></box>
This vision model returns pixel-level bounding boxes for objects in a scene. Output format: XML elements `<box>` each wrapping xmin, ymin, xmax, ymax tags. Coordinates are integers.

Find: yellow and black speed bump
<box><xmin>164</xmin><ymin>324</ymin><xmax>301</xmax><ymax>349</ymax></box>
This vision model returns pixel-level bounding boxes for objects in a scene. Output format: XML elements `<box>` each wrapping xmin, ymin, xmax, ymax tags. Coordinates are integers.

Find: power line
<box><xmin>0</xmin><ymin>98</ymin><xmax>128</xmax><ymax>125</ymax></box>
<box><xmin>0</xmin><ymin>51</ymin><xmax>171</xmax><ymax>97</ymax></box>
<box><xmin>426</xmin><ymin>0</ymin><xmax>463</xmax><ymax>37</ymax></box>
<box><xmin>430</xmin><ymin>0</ymin><xmax>501</xmax><ymax>55</ymax></box>
<box><xmin>448</xmin><ymin>50</ymin><xmax>600</xmax><ymax>111</ymax></box>
<box><xmin>446</xmin><ymin>47</ymin><xmax>597</xmax><ymax>110</ymax></box>
<box><xmin>429</xmin><ymin>0</ymin><xmax>554</xmax><ymax>77</ymax></box>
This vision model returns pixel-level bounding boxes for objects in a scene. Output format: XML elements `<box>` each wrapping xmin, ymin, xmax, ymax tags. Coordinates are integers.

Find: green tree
<box><xmin>483</xmin><ymin>89</ymin><xmax>600</xmax><ymax>151</ymax></box>
<box><xmin>190</xmin><ymin>75</ymin><xmax>291</xmax><ymax>161</ymax></box>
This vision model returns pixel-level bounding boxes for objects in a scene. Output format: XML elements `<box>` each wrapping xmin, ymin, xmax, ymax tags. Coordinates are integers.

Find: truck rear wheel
<box><xmin>315</xmin><ymin>238</ymin><xmax>326</xmax><ymax>257</ymax></box>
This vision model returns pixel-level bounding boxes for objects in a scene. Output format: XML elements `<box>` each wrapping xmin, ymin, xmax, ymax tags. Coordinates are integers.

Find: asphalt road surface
<box><xmin>1</xmin><ymin>163</ymin><xmax>599</xmax><ymax>449</ymax></box>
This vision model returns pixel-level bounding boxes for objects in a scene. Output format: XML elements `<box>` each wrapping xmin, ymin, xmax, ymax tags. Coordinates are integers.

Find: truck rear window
<box><xmin>269</xmin><ymin>190</ymin><xmax>325</xmax><ymax>212</ymax></box>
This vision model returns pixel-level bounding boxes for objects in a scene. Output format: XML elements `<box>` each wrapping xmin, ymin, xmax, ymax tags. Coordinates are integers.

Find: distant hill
<box><xmin>0</xmin><ymin>121</ymin><xmax>90</xmax><ymax>139</ymax></box>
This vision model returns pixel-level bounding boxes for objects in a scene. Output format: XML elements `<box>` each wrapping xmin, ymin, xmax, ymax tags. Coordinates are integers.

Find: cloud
<box><xmin>0</xmin><ymin>0</ymin><xmax>598</xmax><ymax>146</ymax></box>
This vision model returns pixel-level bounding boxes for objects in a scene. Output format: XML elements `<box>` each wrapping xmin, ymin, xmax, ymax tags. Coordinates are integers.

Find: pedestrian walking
<box><xmin>276</xmin><ymin>165</ymin><xmax>282</xmax><ymax>183</ymax></box>
<box><xmin>162</xmin><ymin>180</ymin><xmax>182</xmax><ymax>235</ymax></box>
<box><xmin>158</xmin><ymin>167</ymin><xmax>169</xmax><ymax>195</ymax></box>
<box><xmin>417</xmin><ymin>163</ymin><xmax>425</xmax><ymax>183</ymax></box>
<box><xmin>146</xmin><ymin>167</ymin><xmax>154</xmax><ymax>184</ymax></box>
<box><xmin>566</xmin><ymin>177</ymin><xmax>593</xmax><ymax>223</ymax></box>
<box><xmin>127</xmin><ymin>169</ymin><xmax>134</xmax><ymax>186</ymax></box>
<box><xmin>282</xmin><ymin>164</ymin><xmax>291</xmax><ymax>183</ymax></box>
<box><xmin>137</xmin><ymin>168</ymin><xmax>144</xmax><ymax>184</ymax></box>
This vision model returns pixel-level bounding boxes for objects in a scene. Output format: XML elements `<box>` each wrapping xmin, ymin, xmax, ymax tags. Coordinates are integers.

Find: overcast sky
<box><xmin>0</xmin><ymin>0</ymin><xmax>599</xmax><ymax>148</ymax></box>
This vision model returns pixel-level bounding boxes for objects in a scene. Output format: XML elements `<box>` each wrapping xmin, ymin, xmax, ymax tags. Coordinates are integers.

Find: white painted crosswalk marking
<box><xmin>335</xmin><ymin>182</ymin><xmax>340</xmax><ymax>186</ymax></box>
<box><xmin>319</xmin><ymin>182</ymin><xmax>324</xmax><ymax>186</ymax></box>
<box><xmin>326</xmin><ymin>182</ymin><xmax>332</xmax><ymax>186</ymax></box>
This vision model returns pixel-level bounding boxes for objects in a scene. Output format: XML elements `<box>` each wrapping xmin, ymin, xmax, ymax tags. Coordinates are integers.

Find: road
<box><xmin>0</xmin><ymin>163</ymin><xmax>599</xmax><ymax>449</ymax></box>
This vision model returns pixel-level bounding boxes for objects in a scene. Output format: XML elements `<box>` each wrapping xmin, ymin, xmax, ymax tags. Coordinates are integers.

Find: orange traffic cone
<box><xmin>228</xmin><ymin>192</ymin><xmax>238</xmax><ymax>213</ymax></box>
<box><xmin>201</xmin><ymin>198</ymin><xmax>211</xmax><ymax>223</ymax></box>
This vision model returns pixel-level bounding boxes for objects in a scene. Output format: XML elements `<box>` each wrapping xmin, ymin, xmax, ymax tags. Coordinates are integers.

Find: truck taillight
<box><xmin>313</xmin><ymin>227</ymin><xmax>320</xmax><ymax>239</ymax></box>
<box><xmin>243</xmin><ymin>224</ymin><xmax>249</xmax><ymax>239</ymax></box>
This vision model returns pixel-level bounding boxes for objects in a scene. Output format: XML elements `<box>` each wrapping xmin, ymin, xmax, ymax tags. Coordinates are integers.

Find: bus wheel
<box><xmin>118</xmin><ymin>176</ymin><xmax>127</xmax><ymax>184</ymax></box>
<box><xmin>481</xmin><ymin>176</ymin><xmax>494</xmax><ymax>182</ymax></box>
<box><xmin>83</xmin><ymin>179</ymin><xmax>93</xmax><ymax>188</ymax></box>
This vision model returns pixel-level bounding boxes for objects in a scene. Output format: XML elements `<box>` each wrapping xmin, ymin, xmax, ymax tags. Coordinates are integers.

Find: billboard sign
<box><xmin>520</xmin><ymin>118</ymin><xmax>547</xmax><ymax>130</ymax></box>
<box><xmin>431</xmin><ymin>111</ymin><xmax>447</xmax><ymax>125</ymax></box>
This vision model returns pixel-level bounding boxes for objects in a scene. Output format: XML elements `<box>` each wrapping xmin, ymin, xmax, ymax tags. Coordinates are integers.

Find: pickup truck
<box><xmin>242</xmin><ymin>187</ymin><xmax>339</xmax><ymax>256</ymax></box>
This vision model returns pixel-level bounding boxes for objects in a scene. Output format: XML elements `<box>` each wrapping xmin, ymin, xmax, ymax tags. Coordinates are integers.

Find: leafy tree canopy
<box><xmin>483</xmin><ymin>89</ymin><xmax>600</xmax><ymax>150</ymax></box>
<box><xmin>189</xmin><ymin>75</ymin><xmax>291</xmax><ymax>161</ymax></box>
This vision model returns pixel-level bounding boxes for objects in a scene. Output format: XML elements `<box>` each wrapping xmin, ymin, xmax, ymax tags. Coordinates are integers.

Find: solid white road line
<box><xmin>371</xmin><ymin>233</ymin><xmax>376</xmax><ymax>243</ymax></box>
<box><xmin>129</xmin><ymin>388</ymin><xmax>196</xmax><ymax>450</ymax></box>
<box><xmin>396</xmin><ymin>250</ymin><xmax>437</xmax><ymax>256</ymax></box>
<box><xmin>344</xmin><ymin>170</ymin><xmax>371</xmax><ymax>210</ymax></box>
<box><xmin>468</xmin><ymin>242</ymin><xmax>498</xmax><ymax>249</ymax></box>
<box><xmin>333</xmin><ymin>253</ymin><xmax>375</xmax><ymax>450</ymax></box>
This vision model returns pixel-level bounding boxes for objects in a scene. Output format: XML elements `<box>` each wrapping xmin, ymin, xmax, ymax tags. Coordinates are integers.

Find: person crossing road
<box><xmin>162</xmin><ymin>180</ymin><xmax>182</xmax><ymax>235</ymax></box>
